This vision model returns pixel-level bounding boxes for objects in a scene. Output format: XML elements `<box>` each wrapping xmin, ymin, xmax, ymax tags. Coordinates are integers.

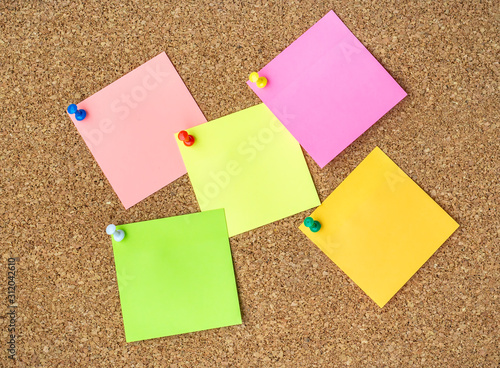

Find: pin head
<box><xmin>106</xmin><ymin>224</ymin><xmax>116</xmax><ymax>235</ymax></box>
<box><xmin>75</xmin><ymin>109</ymin><xmax>87</xmax><ymax>121</ymax></box>
<box><xmin>256</xmin><ymin>76</ymin><xmax>267</xmax><ymax>88</ymax></box>
<box><xmin>304</xmin><ymin>217</ymin><xmax>321</xmax><ymax>232</ymax></box>
<box><xmin>178</xmin><ymin>130</ymin><xmax>195</xmax><ymax>146</ymax></box>
<box><xmin>304</xmin><ymin>217</ymin><xmax>314</xmax><ymax>228</ymax></box>
<box><xmin>67</xmin><ymin>104</ymin><xmax>78</xmax><ymax>114</ymax></box>
<box><xmin>178</xmin><ymin>131</ymin><xmax>189</xmax><ymax>141</ymax></box>
<box><xmin>249</xmin><ymin>72</ymin><xmax>259</xmax><ymax>83</ymax></box>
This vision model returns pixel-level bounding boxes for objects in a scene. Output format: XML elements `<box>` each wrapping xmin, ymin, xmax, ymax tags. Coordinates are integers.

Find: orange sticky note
<box><xmin>299</xmin><ymin>147</ymin><xmax>459</xmax><ymax>307</ymax></box>
<box><xmin>67</xmin><ymin>52</ymin><xmax>206</xmax><ymax>208</ymax></box>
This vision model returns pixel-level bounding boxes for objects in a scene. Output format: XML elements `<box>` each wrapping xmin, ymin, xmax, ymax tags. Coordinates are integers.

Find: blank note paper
<box><xmin>299</xmin><ymin>147</ymin><xmax>459</xmax><ymax>307</ymax></box>
<box><xmin>67</xmin><ymin>52</ymin><xmax>207</xmax><ymax>208</ymax></box>
<box><xmin>111</xmin><ymin>209</ymin><xmax>241</xmax><ymax>342</ymax></box>
<box><xmin>177</xmin><ymin>104</ymin><xmax>320</xmax><ymax>237</ymax></box>
<box><xmin>247</xmin><ymin>10</ymin><xmax>407</xmax><ymax>168</ymax></box>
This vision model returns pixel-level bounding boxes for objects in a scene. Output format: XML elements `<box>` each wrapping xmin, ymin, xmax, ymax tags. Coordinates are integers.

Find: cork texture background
<box><xmin>0</xmin><ymin>0</ymin><xmax>498</xmax><ymax>367</ymax></box>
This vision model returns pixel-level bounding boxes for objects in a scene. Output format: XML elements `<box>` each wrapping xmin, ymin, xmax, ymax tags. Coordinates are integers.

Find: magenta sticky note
<box><xmin>67</xmin><ymin>52</ymin><xmax>206</xmax><ymax>208</ymax></box>
<box><xmin>247</xmin><ymin>10</ymin><xmax>407</xmax><ymax>168</ymax></box>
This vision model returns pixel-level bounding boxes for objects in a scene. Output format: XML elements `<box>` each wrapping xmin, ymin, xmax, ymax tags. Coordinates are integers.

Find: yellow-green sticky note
<box><xmin>111</xmin><ymin>209</ymin><xmax>241</xmax><ymax>342</ymax></box>
<box><xmin>177</xmin><ymin>104</ymin><xmax>320</xmax><ymax>237</ymax></box>
<box><xmin>299</xmin><ymin>147</ymin><xmax>459</xmax><ymax>307</ymax></box>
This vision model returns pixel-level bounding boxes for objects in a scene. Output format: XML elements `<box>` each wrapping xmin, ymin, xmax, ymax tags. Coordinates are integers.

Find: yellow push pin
<box><xmin>249</xmin><ymin>72</ymin><xmax>267</xmax><ymax>88</ymax></box>
<box><xmin>249</xmin><ymin>72</ymin><xmax>259</xmax><ymax>83</ymax></box>
<box><xmin>256</xmin><ymin>76</ymin><xmax>267</xmax><ymax>88</ymax></box>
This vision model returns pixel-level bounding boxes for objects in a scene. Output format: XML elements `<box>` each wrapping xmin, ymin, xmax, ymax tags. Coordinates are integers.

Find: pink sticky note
<box><xmin>247</xmin><ymin>10</ymin><xmax>407</xmax><ymax>168</ymax></box>
<box><xmin>67</xmin><ymin>52</ymin><xmax>206</xmax><ymax>208</ymax></box>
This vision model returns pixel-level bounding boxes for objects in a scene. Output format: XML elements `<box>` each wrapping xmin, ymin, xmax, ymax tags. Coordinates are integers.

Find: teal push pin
<box><xmin>67</xmin><ymin>104</ymin><xmax>87</xmax><ymax>121</ymax></box>
<box><xmin>304</xmin><ymin>217</ymin><xmax>321</xmax><ymax>232</ymax></box>
<box><xmin>106</xmin><ymin>224</ymin><xmax>125</xmax><ymax>242</ymax></box>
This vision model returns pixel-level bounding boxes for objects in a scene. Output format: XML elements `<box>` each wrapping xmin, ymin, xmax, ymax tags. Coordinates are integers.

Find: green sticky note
<box><xmin>176</xmin><ymin>104</ymin><xmax>320</xmax><ymax>237</ymax></box>
<box><xmin>111</xmin><ymin>209</ymin><xmax>241</xmax><ymax>342</ymax></box>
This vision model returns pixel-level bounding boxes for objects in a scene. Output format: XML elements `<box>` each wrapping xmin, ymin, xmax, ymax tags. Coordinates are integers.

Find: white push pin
<box><xmin>106</xmin><ymin>224</ymin><xmax>125</xmax><ymax>242</ymax></box>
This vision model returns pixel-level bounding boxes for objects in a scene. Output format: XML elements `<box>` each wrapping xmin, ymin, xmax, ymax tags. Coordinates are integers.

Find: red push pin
<box><xmin>178</xmin><ymin>130</ymin><xmax>195</xmax><ymax>146</ymax></box>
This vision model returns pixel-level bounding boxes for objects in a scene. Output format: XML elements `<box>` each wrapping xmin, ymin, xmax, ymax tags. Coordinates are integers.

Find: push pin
<box><xmin>106</xmin><ymin>224</ymin><xmax>125</xmax><ymax>242</ymax></box>
<box><xmin>304</xmin><ymin>217</ymin><xmax>321</xmax><ymax>232</ymax></box>
<box><xmin>67</xmin><ymin>104</ymin><xmax>87</xmax><ymax>121</ymax></box>
<box><xmin>178</xmin><ymin>130</ymin><xmax>195</xmax><ymax>146</ymax></box>
<box><xmin>249</xmin><ymin>72</ymin><xmax>267</xmax><ymax>89</ymax></box>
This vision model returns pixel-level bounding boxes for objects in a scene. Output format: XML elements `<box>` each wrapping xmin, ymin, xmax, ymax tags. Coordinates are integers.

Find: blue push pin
<box><xmin>67</xmin><ymin>104</ymin><xmax>87</xmax><ymax>121</ymax></box>
<box><xmin>106</xmin><ymin>224</ymin><xmax>125</xmax><ymax>242</ymax></box>
<box><xmin>304</xmin><ymin>217</ymin><xmax>321</xmax><ymax>232</ymax></box>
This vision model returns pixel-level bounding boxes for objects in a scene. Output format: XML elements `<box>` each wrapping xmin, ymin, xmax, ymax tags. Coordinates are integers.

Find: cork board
<box><xmin>0</xmin><ymin>1</ymin><xmax>498</xmax><ymax>367</ymax></box>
